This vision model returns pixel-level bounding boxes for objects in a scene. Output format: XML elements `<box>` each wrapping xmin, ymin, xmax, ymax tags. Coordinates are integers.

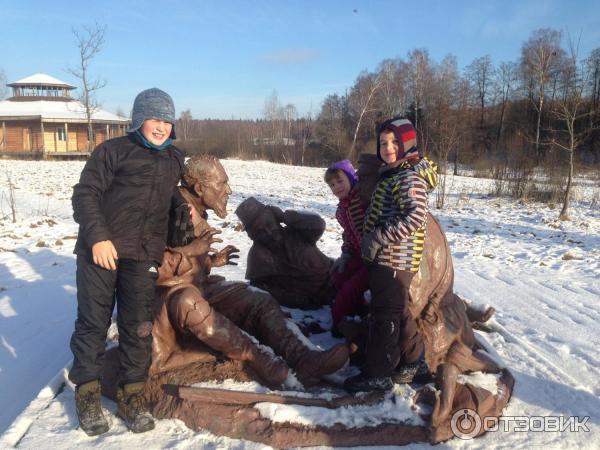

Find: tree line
<box><xmin>176</xmin><ymin>28</ymin><xmax>599</xmax><ymax>218</ymax></box>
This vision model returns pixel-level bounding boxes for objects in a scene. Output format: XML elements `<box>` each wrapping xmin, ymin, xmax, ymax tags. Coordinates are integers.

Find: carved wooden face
<box><xmin>187</xmin><ymin>161</ymin><xmax>232</xmax><ymax>219</ymax></box>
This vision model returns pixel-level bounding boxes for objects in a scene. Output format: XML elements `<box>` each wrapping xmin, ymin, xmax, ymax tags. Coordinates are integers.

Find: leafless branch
<box><xmin>66</xmin><ymin>23</ymin><xmax>107</xmax><ymax>152</ymax></box>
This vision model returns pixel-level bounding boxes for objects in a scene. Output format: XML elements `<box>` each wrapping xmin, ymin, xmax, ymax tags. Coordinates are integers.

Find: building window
<box><xmin>57</xmin><ymin>127</ymin><xmax>66</xmax><ymax>141</ymax></box>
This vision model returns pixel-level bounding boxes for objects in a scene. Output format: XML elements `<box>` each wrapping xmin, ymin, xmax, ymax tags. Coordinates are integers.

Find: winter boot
<box><xmin>248</xmin><ymin>295</ymin><xmax>349</xmax><ymax>386</ymax></box>
<box><xmin>392</xmin><ymin>358</ymin><xmax>431</xmax><ymax>384</ymax></box>
<box><xmin>75</xmin><ymin>380</ymin><xmax>110</xmax><ymax>436</ymax></box>
<box><xmin>343</xmin><ymin>372</ymin><xmax>393</xmax><ymax>392</ymax></box>
<box><xmin>116</xmin><ymin>382</ymin><xmax>155</xmax><ymax>433</ymax></box>
<box><xmin>188</xmin><ymin>307</ymin><xmax>289</xmax><ymax>387</ymax></box>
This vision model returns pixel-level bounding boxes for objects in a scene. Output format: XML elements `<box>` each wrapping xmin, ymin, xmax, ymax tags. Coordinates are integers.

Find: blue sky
<box><xmin>1</xmin><ymin>0</ymin><xmax>599</xmax><ymax>119</ymax></box>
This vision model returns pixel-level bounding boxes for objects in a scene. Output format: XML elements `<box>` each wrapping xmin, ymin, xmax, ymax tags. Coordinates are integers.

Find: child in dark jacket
<box><xmin>344</xmin><ymin>118</ymin><xmax>438</xmax><ymax>392</ymax></box>
<box><xmin>70</xmin><ymin>88</ymin><xmax>192</xmax><ymax>436</ymax></box>
<box><xmin>324</xmin><ymin>160</ymin><xmax>369</xmax><ymax>332</ymax></box>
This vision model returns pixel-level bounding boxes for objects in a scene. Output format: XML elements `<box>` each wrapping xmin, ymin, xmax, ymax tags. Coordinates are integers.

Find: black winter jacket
<box><xmin>72</xmin><ymin>134</ymin><xmax>185</xmax><ymax>264</ymax></box>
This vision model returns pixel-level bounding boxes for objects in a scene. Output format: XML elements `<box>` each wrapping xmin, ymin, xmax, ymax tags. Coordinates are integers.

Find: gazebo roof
<box><xmin>0</xmin><ymin>99</ymin><xmax>129</xmax><ymax>123</ymax></box>
<box><xmin>7</xmin><ymin>73</ymin><xmax>76</xmax><ymax>89</ymax></box>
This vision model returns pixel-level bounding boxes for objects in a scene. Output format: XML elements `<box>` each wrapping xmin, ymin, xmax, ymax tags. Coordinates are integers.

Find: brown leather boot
<box><xmin>242</xmin><ymin>345</ymin><xmax>289</xmax><ymax>388</ymax></box>
<box><xmin>246</xmin><ymin>294</ymin><xmax>349</xmax><ymax>386</ymax></box>
<box><xmin>188</xmin><ymin>307</ymin><xmax>289</xmax><ymax>387</ymax></box>
<box><xmin>465</xmin><ymin>303</ymin><xmax>496</xmax><ymax>323</ymax></box>
<box><xmin>294</xmin><ymin>344</ymin><xmax>350</xmax><ymax>387</ymax></box>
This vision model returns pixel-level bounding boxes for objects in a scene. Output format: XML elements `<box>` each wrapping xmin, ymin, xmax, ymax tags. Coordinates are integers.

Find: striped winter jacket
<box><xmin>363</xmin><ymin>154</ymin><xmax>438</xmax><ymax>272</ymax></box>
<box><xmin>336</xmin><ymin>186</ymin><xmax>365</xmax><ymax>256</ymax></box>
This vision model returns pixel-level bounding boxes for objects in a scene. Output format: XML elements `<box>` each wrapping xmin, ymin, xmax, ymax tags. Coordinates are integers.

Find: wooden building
<box><xmin>0</xmin><ymin>73</ymin><xmax>129</xmax><ymax>158</ymax></box>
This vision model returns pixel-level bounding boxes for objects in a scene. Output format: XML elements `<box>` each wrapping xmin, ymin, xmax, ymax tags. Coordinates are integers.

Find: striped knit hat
<box><xmin>377</xmin><ymin>117</ymin><xmax>417</xmax><ymax>161</ymax></box>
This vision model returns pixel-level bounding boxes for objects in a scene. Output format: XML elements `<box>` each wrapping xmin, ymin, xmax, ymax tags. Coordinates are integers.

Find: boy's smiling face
<box><xmin>140</xmin><ymin>119</ymin><xmax>173</xmax><ymax>146</ymax></box>
<box><xmin>379</xmin><ymin>129</ymin><xmax>399</xmax><ymax>164</ymax></box>
<box><xmin>327</xmin><ymin>173</ymin><xmax>351</xmax><ymax>200</ymax></box>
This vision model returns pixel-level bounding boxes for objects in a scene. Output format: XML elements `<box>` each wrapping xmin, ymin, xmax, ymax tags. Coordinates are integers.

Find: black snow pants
<box><xmin>69</xmin><ymin>255</ymin><xmax>157</xmax><ymax>386</ymax></box>
<box><xmin>363</xmin><ymin>265</ymin><xmax>423</xmax><ymax>377</ymax></box>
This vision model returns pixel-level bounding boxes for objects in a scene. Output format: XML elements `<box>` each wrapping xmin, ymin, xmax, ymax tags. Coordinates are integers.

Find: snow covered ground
<box><xmin>0</xmin><ymin>158</ymin><xmax>598</xmax><ymax>449</ymax></box>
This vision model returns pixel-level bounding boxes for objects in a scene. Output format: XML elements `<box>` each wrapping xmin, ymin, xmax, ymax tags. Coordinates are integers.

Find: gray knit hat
<box><xmin>128</xmin><ymin>88</ymin><xmax>176</xmax><ymax>139</ymax></box>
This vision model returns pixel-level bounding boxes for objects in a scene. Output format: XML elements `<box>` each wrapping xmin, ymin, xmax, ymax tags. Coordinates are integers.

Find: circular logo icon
<box><xmin>450</xmin><ymin>408</ymin><xmax>482</xmax><ymax>440</ymax></box>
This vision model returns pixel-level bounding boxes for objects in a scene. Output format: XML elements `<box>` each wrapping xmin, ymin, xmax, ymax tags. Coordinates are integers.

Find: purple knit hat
<box><xmin>327</xmin><ymin>159</ymin><xmax>358</xmax><ymax>187</ymax></box>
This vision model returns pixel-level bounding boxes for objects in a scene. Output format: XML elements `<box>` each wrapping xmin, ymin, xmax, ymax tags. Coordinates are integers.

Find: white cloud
<box><xmin>257</xmin><ymin>49</ymin><xmax>319</xmax><ymax>64</ymax></box>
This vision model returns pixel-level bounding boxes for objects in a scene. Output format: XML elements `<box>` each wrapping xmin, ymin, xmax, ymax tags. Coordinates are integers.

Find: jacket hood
<box><xmin>376</xmin><ymin>117</ymin><xmax>417</xmax><ymax>162</ymax></box>
<box><xmin>413</xmin><ymin>157</ymin><xmax>439</xmax><ymax>192</ymax></box>
<box><xmin>327</xmin><ymin>159</ymin><xmax>358</xmax><ymax>187</ymax></box>
<box><xmin>378</xmin><ymin>152</ymin><xmax>438</xmax><ymax>192</ymax></box>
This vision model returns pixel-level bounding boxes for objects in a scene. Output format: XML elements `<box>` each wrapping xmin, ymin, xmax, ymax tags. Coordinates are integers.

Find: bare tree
<box><xmin>5</xmin><ymin>173</ymin><xmax>17</xmax><ymax>223</ymax></box>
<box><xmin>376</xmin><ymin>58</ymin><xmax>410</xmax><ymax>119</ymax></box>
<box><xmin>549</xmin><ymin>35</ymin><xmax>597</xmax><ymax>220</ymax></box>
<box><xmin>452</xmin><ymin>77</ymin><xmax>471</xmax><ymax>176</ymax></box>
<box><xmin>263</xmin><ymin>90</ymin><xmax>283</xmax><ymax>140</ymax></box>
<box><xmin>466</xmin><ymin>55</ymin><xmax>494</xmax><ymax>128</ymax></box>
<box><xmin>493</xmin><ymin>61</ymin><xmax>518</xmax><ymax>149</ymax></box>
<box><xmin>283</xmin><ymin>103</ymin><xmax>298</xmax><ymax>141</ymax></box>
<box><xmin>317</xmin><ymin>93</ymin><xmax>349</xmax><ymax>157</ymax></box>
<box><xmin>178</xmin><ymin>109</ymin><xmax>194</xmax><ymax>141</ymax></box>
<box><xmin>587</xmin><ymin>48</ymin><xmax>600</xmax><ymax>140</ymax></box>
<box><xmin>520</xmin><ymin>28</ymin><xmax>563</xmax><ymax>161</ymax></box>
<box><xmin>406</xmin><ymin>49</ymin><xmax>433</xmax><ymax>133</ymax></box>
<box><xmin>299</xmin><ymin>112</ymin><xmax>314</xmax><ymax>166</ymax></box>
<box><xmin>427</xmin><ymin>55</ymin><xmax>465</xmax><ymax>206</ymax></box>
<box><xmin>67</xmin><ymin>23</ymin><xmax>107</xmax><ymax>152</ymax></box>
<box><xmin>347</xmin><ymin>71</ymin><xmax>382</xmax><ymax>160</ymax></box>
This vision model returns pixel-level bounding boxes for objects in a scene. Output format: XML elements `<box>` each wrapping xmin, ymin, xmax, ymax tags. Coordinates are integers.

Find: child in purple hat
<box><xmin>324</xmin><ymin>160</ymin><xmax>369</xmax><ymax>333</ymax></box>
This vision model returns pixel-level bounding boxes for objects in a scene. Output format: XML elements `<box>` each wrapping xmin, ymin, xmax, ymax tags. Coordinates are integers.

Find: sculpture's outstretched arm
<box><xmin>282</xmin><ymin>210</ymin><xmax>326</xmax><ymax>243</ymax></box>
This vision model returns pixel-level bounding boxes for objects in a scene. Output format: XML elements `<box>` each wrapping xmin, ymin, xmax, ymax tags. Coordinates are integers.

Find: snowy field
<box><xmin>0</xmin><ymin>158</ymin><xmax>598</xmax><ymax>449</ymax></box>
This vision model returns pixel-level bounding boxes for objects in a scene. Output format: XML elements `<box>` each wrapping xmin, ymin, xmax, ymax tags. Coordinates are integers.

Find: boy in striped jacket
<box><xmin>324</xmin><ymin>160</ymin><xmax>369</xmax><ymax>333</ymax></box>
<box><xmin>344</xmin><ymin>118</ymin><xmax>438</xmax><ymax>392</ymax></box>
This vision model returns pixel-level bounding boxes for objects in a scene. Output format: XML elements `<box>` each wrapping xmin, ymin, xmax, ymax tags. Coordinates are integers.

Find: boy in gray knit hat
<box><xmin>70</xmin><ymin>88</ymin><xmax>194</xmax><ymax>436</ymax></box>
<box><xmin>128</xmin><ymin>88</ymin><xmax>177</xmax><ymax>145</ymax></box>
